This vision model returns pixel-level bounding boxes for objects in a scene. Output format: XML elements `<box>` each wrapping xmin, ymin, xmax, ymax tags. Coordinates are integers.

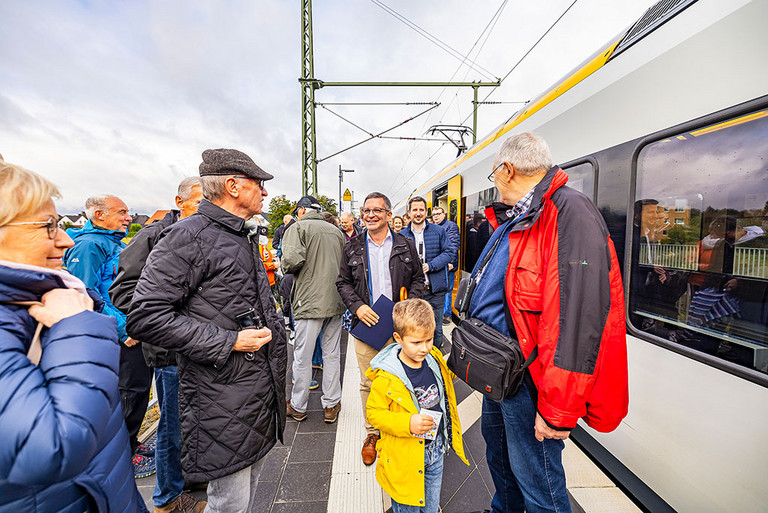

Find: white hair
<box><xmin>494</xmin><ymin>132</ymin><xmax>553</xmax><ymax>176</ymax></box>
<box><xmin>200</xmin><ymin>175</ymin><xmax>228</xmax><ymax>202</ymax></box>
<box><xmin>85</xmin><ymin>195</ymin><xmax>114</xmax><ymax>221</ymax></box>
<box><xmin>177</xmin><ymin>177</ymin><xmax>201</xmax><ymax>200</ymax></box>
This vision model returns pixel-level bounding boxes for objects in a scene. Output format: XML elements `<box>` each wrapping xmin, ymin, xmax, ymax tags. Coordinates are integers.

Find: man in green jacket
<box><xmin>281</xmin><ymin>196</ymin><xmax>346</xmax><ymax>424</ymax></box>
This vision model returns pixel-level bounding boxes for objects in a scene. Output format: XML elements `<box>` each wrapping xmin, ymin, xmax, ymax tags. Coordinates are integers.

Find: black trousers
<box><xmin>118</xmin><ymin>342</ymin><xmax>153</xmax><ymax>453</ymax></box>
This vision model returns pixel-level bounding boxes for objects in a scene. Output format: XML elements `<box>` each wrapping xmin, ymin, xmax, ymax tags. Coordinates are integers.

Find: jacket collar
<box><xmin>67</xmin><ymin>219</ymin><xmax>126</xmax><ymax>241</ymax></box>
<box><xmin>0</xmin><ymin>264</ymin><xmax>69</xmax><ymax>303</ymax></box>
<box><xmin>300</xmin><ymin>209</ymin><xmax>325</xmax><ymax>222</ymax></box>
<box><xmin>197</xmin><ymin>199</ymin><xmax>247</xmax><ymax>233</ymax></box>
<box><xmin>484</xmin><ymin>166</ymin><xmax>568</xmax><ymax>230</ymax></box>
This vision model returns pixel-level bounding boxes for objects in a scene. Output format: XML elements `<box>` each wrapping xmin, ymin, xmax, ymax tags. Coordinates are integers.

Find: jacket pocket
<box><xmin>512</xmin><ymin>265</ymin><xmax>543</xmax><ymax>313</ymax></box>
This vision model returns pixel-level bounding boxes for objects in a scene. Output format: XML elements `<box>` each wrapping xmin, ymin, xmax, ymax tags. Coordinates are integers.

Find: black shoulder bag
<box><xmin>448</xmin><ymin>232</ymin><xmax>537</xmax><ymax>402</ymax></box>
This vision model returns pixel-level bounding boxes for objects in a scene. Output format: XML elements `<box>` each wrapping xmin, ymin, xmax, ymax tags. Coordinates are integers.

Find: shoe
<box><xmin>154</xmin><ymin>492</ymin><xmax>207</xmax><ymax>513</ymax></box>
<box><xmin>361</xmin><ymin>434</ymin><xmax>379</xmax><ymax>466</ymax></box>
<box><xmin>443</xmin><ymin>314</ymin><xmax>451</xmax><ymax>325</ymax></box>
<box><xmin>132</xmin><ymin>454</ymin><xmax>156</xmax><ymax>478</ymax></box>
<box><xmin>324</xmin><ymin>402</ymin><xmax>341</xmax><ymax>423</ymax></box>
<box><xmin>135</xmin><ymin>434</ymin><xmax>156</xmax><ymax>457</ymax></box>
<box><xmin>291</xmin><ymin>376</ymin><xmax>319</xmax><ymax>390</ymax></box>
<box><xmin>286</xmin><ymin>400</ymin><xmax>307</xmax><ymax>422</ymax></box>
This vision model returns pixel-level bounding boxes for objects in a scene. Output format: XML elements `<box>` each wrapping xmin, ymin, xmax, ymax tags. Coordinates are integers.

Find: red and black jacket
<box><xmin>487</xmin><ymin>166</ymin><xmax>628</xmax><ymax>432</ymax></box>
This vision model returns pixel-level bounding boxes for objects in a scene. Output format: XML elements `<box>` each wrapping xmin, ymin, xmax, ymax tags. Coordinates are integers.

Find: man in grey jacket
<box><xmin>281</xmin><ymin>196</ymin><xmax>346</xmax><ymax>424</ymax></box>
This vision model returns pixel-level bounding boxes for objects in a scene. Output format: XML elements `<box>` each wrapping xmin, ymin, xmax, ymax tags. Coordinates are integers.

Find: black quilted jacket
<box><xmin>127</xmin><ymin>200</ymin><xmax>287</xmax><ymax>483</ymax></box>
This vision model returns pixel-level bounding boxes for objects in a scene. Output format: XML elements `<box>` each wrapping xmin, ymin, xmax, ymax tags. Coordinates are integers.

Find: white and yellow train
<box><xmin>394</xmin><ymin>0</ymin><xmax>768</xmax><ymax>511</ymax></box>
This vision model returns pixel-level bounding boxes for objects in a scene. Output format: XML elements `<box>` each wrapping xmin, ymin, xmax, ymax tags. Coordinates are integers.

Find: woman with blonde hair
<box><xmin>0</xmin><ymin>162</ymin><xmax>146</xmax><ymax>512</ymax></box>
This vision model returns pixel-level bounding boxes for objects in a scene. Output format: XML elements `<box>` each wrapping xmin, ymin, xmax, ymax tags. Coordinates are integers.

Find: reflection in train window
<box><xmin>562</xmin><ymin>162</ymin><xmax>595</xmax><ymax>199</ymax></box>
<box><xmin>629</xmin><ymin>109</ymin><xmax>768</xmax><ymax>375</ymax></box>
<box><xmin>462</xmin><ymin>187</ymin><xmax>497</xmax><ymax>272</ymax></box>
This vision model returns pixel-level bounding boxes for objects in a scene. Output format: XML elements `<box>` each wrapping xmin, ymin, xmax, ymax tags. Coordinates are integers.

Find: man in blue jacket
<box><xmin>400</xmin><ymin>196</ymin><xmax>453</xmax><ymax>349</ymax></box>
<box><xmin>63</xmin><ymin>195</ymin><xmax>153</xmax><ymax>475</ymax></box>
<box><xmin>432</xmin><ymin>206</ymin><xmax>460</xmax><ymax>324</ymax></box>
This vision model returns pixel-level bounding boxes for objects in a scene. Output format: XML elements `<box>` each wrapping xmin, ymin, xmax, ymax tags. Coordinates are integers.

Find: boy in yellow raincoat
<box><xmin>366</xmin><ymin>299</ymin><xmax>468</xmax><ymax>512</ymax></box>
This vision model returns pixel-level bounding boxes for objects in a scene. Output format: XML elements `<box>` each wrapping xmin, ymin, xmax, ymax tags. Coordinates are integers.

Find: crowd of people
<box><xmin>0</xmin><ymin>133</ymin><xmax>629</xmax><ymax>513</ymax></box>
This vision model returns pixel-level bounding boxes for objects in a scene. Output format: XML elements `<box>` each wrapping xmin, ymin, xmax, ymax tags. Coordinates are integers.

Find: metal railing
<box><xmin>639</xmin><ymin>243</ymin><xmax>768</xmax><ymax>279</ymax></box>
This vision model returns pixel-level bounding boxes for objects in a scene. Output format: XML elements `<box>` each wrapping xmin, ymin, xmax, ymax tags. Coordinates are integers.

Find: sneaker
<box><xmin>135</xmin><ymin>434</ymin><xmax>156</xmax><ymax>457</ymax></box>
<box><xmin>291</xmin><ymin>376</ymin><xmax>319</xmax><ymax>390</ymax></box>
<box><xmin>154</xmin><ymin>492</ymin><xmax>207</xmax><ymax>513</ymax></box>
<box><xmin>286</xmin><ymin>400</ymin><xmax>307</xmax><ymax>422</ymax></box>
<box><xmin>323</xmin><ymin>402</ymin><xmax>341</xmax><ymax>424</ymax></box>
<box><xmin>361</xmin><ymin>433</ymin><xmax>379</xmax><ymax>465</ymax></box>
<box><xmin>132</xmin><ymin>454</ymin><xmax>156</xmax><ymax>478</ymax></box>
<box><xmin>443</xmin><ymin>314</ymin><xmax>451</xmax><ymax>325</ymax></box>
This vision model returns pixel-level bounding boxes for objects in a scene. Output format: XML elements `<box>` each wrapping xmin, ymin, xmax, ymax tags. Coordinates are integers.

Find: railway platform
<box><xmin>136</xmin><ymin>324</ymin><xmax>640</xmax><ymax>513</ymax></box>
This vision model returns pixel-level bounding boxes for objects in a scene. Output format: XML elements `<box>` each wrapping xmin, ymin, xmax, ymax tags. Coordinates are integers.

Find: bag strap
<box><xmin>3</xmin><ymin>301</ymin><xmax>44</xmax><ymax>365</ymax></box>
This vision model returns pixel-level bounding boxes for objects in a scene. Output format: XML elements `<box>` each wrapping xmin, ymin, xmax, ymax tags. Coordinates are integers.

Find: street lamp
<box><xmin>338</xmin><ymin>165</ymin><xmax>354</xmax><ymax>213</ymax></box>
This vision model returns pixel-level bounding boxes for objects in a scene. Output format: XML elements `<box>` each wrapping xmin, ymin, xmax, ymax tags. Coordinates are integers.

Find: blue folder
<box><xmin>350</xmin><ymin>295</ymin><xmax>396</xmax><ymax>351</ymax></box>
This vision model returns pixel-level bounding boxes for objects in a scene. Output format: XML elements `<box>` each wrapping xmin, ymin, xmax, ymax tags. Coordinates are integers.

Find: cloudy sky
<box><xmin>0</xmin><ymin>0</ymin><xmax>657</xmax><ymax>215</ymax></box>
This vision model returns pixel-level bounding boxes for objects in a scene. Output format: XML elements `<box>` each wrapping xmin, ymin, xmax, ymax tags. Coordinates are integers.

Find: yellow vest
<box><xmin>365</xmin><ymin>347</ymin><xmax>468</xmax><ymax>506</ymax></box>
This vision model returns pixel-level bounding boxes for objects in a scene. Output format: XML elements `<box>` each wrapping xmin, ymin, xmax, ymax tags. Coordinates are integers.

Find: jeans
<box><xmin>153</xmin><ymin>366</ymin><xmax>184</xmax><ymax>508</ymax></box>
<box><xmin>481</xmin><ymin>381</ymin><xmax>571</xmax><ymax>513</ymax></box>
<box><xmin>422</xmin><ymin>290</ymin><xmax>446</xmax><ymax>349</ymax></box>
<box><xmin>443</xmin><ymin>271</ymin><xmax>455</xmax><ymax>316</ymax></box>
<box><xmin>205</xmin><ymin>458</ymin><xmax>266</xmax><ymax>513</ymax></box>
<box><xmin>391</xmin><ymin>434</ymin><xmax>445</xmax><ymax>513</ymax></box>
<box><xmin>118</xmin><ymin>342</ymin><xmax>152</xmax><ymax>452</ymax></box>
<box><xmin>312</xmin><ymin>331</ymin><xmax>323</xmax><ymax>367</ymax></box>
<box><xmin>290</xmin><ymin>316</ymin><xmax>342</xmax><ymax>412</ymax></box>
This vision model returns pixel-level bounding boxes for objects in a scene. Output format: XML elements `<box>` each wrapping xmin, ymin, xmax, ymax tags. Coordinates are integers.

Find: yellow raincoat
<box><xmin>366</xmin><ymin>345</ymin><xmax>468</xmax><ymax>507</ymax></box>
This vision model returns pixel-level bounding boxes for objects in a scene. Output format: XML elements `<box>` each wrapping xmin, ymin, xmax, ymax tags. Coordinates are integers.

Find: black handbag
<box><xmin>448</xmin><ymin>232</ymin><xmax>537</xmax><ymax>401</ymax></box>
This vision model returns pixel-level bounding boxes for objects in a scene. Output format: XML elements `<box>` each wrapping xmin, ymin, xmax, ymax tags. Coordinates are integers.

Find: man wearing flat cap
<box><xmin>128</xmin><ymin>148</ymin><xmax>287</xmax><ymax>512</ymax></box>
<box><xmin>281</xmin><ymin>195</ymin><xmax>346</xmax><ymax>424</ymax></box>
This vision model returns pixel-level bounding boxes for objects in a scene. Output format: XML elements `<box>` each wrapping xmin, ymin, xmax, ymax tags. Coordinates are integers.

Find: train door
<box><xmin>447</xmin><ymin>175</ymin><xmax>462</xmax><ymax>315</ymax></box>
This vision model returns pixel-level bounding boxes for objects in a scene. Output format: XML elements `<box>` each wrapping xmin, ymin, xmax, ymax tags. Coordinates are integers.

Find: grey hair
<box><xmin>494</xmin><ymin>132</ymin><xmax>552</xmax><ymax>176</ymax></box>
<box><xmin>177</xmin><ymin>177</ymin><xmax>201</xmax><ymax>200</ymax></box>
<box><xmin>200</xmin><ymin>175</ymin><xmax>228</xmax><ymax>202</ymax></box>
<box><xmin>85</xmin><ymin>195</ymin><xmax>113</xmax><ymax>221</ymax></box>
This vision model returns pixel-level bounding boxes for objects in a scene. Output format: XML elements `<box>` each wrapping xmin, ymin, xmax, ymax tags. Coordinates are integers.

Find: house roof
<box><xmin>145</xmin><ymin>210</ymin><xmax>170</xmax><ymax>225</ymax></box>
<box><xmin>131</xmin><ymin>214</ymin><xmax>150</xmax><ymax>226</ymax></box>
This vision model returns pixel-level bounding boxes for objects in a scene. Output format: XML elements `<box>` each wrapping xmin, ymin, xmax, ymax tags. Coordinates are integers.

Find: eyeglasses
<box><xmin>362</xmin><ymin>207</ymin><xmax>389</xmax><ymax>216</ymax></box>
<box><xmin>4</xmin><ymin>216</ymin><xmax>59</xmax><ymax>239</ymax></box>
<box><xmin>488</xmin><ymin>162</ymin><xmax>508</xmax><ymax>183</ymax></box>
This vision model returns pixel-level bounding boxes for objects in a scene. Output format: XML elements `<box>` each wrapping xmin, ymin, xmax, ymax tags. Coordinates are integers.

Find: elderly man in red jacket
<box><xmin>467</xmin><ymin>132</ymin><xmax>628</xmax><ymax>513</ymax></box>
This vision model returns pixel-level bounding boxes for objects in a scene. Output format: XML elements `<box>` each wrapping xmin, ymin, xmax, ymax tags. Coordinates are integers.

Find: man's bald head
<box><xmin>283</xmin><ymin>214</ymin><xmax>292</xmax><ymax>225</ymax></box>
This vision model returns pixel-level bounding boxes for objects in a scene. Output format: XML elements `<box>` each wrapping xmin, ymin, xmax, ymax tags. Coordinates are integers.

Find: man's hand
<box><xmin>422</xmin><ymin>263</ymin><xmax>430</xmax><ymax>273</ymax></box>
<box><xmin>356</xmin><ymin>305</ymin><xmax>379</xmax><ymax>327</ymax></box>
<box><xmin>409</xmin><ymin>413</ymin><xmax>435</xmax><ymax>435</ymax></box>
<box><xmin>448</xmin><ymin>263</ymin><xmax>454</xmax><ymax>271</ymax></box>
<box><xmin>233</xmin><ymin>327</ymin><xmax>272</xmax><ymax>352</ymax></box>
<box><xmin>124</xmin><ymin>337</ymin><xmax>140</xmax><ymax>347</ymax></box>
<box><xmin>28</xmin><ymin>289</ymin><xmax>94</xmax><ymax>327</ymax></box>
<box><xmin>534</xmin><ymin>413</ymin><xmax>570</xmax><ymax>442</ymax></box>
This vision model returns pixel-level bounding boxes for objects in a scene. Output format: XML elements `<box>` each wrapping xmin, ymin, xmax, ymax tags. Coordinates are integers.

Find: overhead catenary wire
<box><xmin>369</xmin><ymin>0</ymin><xmax>500</xmax><ymax>83</ymax></box>
<box><xmin>394</xmin><ymin>0</ymin><xmax>579</xmax><ymax>201</ymax></box>
<box><xmin>390</xmin><ymin>0</ymin><xmax>509</xmax><ymax>198</ymax></box>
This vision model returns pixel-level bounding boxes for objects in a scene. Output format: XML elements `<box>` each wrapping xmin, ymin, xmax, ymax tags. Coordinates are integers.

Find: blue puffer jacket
<box><xmin>0</xmin><ymin>264</ymin><xmax>147</xmax><ymax>513</ymax></box>
<box><xmin>64</xmin><ymin>220</ymin><xmax>127</xmax><ymax>341</ymax></box>
<box><xmin>437</xmin><ymin>218</ymin><xmax>461</xmax><ymax>268</ymax></box>
<box><xmin>400</xmin><ymin>222</ymin><xmax>453</xmax><ymax>293</ymax></box>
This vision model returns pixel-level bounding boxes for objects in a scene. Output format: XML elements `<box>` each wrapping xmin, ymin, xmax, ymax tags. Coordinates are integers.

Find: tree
<box><xmin>317</xmin><ymin>195</ymin><xmax>338</xmax><ymax>217</ymax></box>
<box><xmin>267</xmin><ymin>195</ymin><xmax>294</xmax><ymax>236</ymax></box>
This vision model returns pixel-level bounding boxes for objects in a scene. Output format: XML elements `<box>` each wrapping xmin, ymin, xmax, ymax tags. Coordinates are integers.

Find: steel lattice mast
<box><xmin>301</xmin><ymin>0</ymin><xmax>317</xmax><ymax>195</ymax></box>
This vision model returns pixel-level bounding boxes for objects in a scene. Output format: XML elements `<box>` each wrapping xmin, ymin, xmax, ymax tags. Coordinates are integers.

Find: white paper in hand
<box><xmin>414</xmin><ymin>409</ymin><xmax>443</xmax><ymax>441</ymax></box>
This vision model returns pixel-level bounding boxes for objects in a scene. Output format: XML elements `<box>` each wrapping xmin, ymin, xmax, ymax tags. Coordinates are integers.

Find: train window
<box><xmin>462</xmin><ymin>187</ymin><xmax>497</xmax><ymax>271</ymax></box>
<box><xmin>562</xmin><ymin>162</ymin><xmax>595</xmax><ymax>199</ymax></box>
<box><xmin>629</xmin><ymin>109</ymin><xmax>768</xmax><ymax>375</ymax></box>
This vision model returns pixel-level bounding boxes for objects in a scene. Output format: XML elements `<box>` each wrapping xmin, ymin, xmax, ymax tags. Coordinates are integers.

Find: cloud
<box><xmin>0</xmin><ymin>0</ymin><xmax>656</xmax><ymax>214</ymax></box>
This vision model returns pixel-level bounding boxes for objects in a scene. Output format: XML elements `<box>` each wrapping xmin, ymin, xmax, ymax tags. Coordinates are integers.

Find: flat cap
<box><xmin>199</xmin><ymin>148</ymin><xmax>273</xmax><ymax>180</ymax></box>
